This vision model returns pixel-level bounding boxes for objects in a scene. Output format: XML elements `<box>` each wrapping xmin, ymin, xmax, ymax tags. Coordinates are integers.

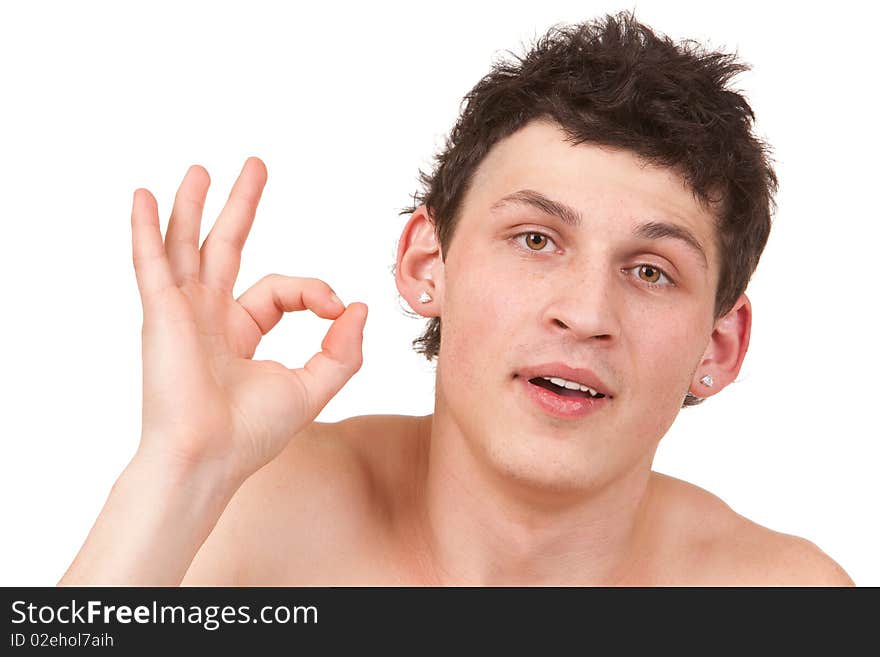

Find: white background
<box><xmin>1</xmin><ymin>0</ymin><xmax>877</xmax><ymax>586</ymax></box>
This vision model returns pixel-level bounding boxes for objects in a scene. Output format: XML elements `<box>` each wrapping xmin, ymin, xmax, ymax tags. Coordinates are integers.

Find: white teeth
<box><xmin>543</xmin><ymin>376</ymin><xmax>600</xmax><ymax>397</ymax></box>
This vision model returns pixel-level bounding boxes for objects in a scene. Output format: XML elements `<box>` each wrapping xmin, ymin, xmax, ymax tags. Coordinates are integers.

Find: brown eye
<box><xmin>513</xmin><ymin>231</ymin><xmax>558</xmax><ymax>254</ymax></box>
<box><xmin>626</xmin><ymin>264</ymin><xmax>673</xmax><ymax>287</ymax></box>
<box><xmin>524</xmin><ymin>233</ymin><xmax>548</xmax><ymax>250</ymax></box>
<box><xmin>638</xmin><ymin>265</ymin><xmax>661</xmax><ymax>283</ymax></box>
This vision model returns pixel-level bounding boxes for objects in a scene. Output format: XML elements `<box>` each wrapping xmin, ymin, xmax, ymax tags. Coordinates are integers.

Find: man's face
<box><xmin>432</xmin><ymin>119</ymin><xmax>720</xmax><ymax>491</ymax></box>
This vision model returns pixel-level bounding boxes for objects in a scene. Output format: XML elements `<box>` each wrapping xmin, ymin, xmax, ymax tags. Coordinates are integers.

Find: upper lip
<box><xmin>517</xmin><ymin>362</ymin><xmax>613</xmax><ymax>397</ymax></box>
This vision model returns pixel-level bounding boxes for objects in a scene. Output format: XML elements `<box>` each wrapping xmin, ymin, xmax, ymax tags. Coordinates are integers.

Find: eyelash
<box><xmin>511</xmin><ymin>231</ymin><xmax>676</xmax><ymax>289</ymax></box>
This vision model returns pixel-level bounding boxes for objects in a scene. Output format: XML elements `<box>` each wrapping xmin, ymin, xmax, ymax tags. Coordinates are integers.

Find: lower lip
<box><xmin>517</xmin><ymin>376</ymin><xmax>610</xmax><ymax>419</ymax></box>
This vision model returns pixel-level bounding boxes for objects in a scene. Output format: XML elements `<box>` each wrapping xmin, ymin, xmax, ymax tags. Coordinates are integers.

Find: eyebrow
<box><xmin>491</xmin><ymin>188</ymin><xmax>708</xmax><ymax>269</ymax></box>
<box><xmin>492</xmin><ymin>189</ymin><xmax>583</xmax><ymax>227</ymax></box>
<box><xmin>634</xmin><ymin>220</ymin><xmax>708</xmax><ymax>269</ymax></box>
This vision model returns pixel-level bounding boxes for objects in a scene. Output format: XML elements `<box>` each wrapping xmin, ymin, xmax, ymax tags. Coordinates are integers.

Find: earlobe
<box><xmin>395</xmin><ymin>205</ymin><xmax>442</xmax><ymax>316</ymax></box>
<box><xmin>689</xmin><ymin>294</ymin><xmax>752</xmax><ymax>398</ymax></box>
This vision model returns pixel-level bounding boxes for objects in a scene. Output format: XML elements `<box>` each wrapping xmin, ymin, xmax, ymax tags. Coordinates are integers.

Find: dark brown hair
<box><xmin>398</xmin><ymin>10</ymin><xmax>777</xmax><ymax>406</ymax></box>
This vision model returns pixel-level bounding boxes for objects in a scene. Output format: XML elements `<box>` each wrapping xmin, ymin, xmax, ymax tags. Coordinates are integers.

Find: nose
<box><xmin>541</xmin><ymin>263</ymin><xmax>621</xmax><ymax>343</ymax></box>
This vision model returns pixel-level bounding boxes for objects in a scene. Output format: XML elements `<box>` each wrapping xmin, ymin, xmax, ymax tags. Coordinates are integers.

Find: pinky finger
<box><xmin>131</xmin><ymin>189</ymin><xmax>177</xmax><ymax>309</ymax></box>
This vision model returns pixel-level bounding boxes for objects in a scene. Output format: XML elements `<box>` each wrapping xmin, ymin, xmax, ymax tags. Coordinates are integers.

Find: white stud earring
<box><xmin>700</xmin><ymin>375</ymin><xmax>714</xmax><ymax>387</ymax></box>
<box><xmin>418</xmin><ymin>291</ymin><xmax>432</xmax><ymax>304</ymax></box>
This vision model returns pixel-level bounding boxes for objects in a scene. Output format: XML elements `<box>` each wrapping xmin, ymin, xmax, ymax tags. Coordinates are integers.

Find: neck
<box><xmin>410</xmin><ymin>413</ymin><xmax>661</xmax><ymax>586</ymax></box>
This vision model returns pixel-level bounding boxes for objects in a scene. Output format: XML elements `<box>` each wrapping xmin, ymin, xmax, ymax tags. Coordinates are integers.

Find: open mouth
<box><xmin>528</xmin><ymin>377</ymin><xmax>606</xmax><ymax>399</ymax></box>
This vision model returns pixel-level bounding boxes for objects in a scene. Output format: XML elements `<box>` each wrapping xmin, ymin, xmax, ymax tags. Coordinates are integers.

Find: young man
<box><xmin>60</xmin><ymin>12</ymin><xmax>853</xmax><ymax>586</ymax></box>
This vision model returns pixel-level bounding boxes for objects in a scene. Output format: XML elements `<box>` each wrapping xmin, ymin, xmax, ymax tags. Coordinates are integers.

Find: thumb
<box><xmin>295</xmin><ymin>302</ymin><xmax>368</xmax><ymax>413</ymax></box>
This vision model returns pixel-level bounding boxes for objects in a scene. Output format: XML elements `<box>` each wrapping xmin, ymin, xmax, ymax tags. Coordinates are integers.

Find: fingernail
<box><xmin>330</xmin><ymin>292</ymin><xmax>343</xmax><ymax>306</ymax></box>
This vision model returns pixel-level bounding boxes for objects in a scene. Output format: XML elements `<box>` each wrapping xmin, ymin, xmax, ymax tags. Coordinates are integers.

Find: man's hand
<box><xmin>132</xmin><ymin>157</ymin><xmax>368</xmax><ymax>486</ymax></box>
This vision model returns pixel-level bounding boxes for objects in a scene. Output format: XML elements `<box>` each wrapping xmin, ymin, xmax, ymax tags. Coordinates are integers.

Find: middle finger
<box><xmin>199</xmin><ymin>157</ymin><xmax>268</xmax><ymax>294</ymax></box>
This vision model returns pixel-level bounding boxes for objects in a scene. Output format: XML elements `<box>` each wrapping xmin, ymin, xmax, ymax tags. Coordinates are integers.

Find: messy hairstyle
<box><xmin>398</xmin><ymin>10</ymin><xmax>778</xmax><ymax>407</ymax></box>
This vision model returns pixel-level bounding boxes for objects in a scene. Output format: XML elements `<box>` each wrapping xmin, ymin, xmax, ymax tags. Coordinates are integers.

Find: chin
<box><xmin>479</xmin><ymin>431</ymin><xmax>608</xmax><ymax>498</ymax></box>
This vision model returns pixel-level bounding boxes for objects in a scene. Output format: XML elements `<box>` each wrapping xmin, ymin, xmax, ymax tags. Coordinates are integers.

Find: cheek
<box><xmin>439</xmin><ymin>250</ymin><xmax>522</xmax><ymax>379</ymax></box>
<box><xmin>635</xmin><ymin>314</ymin><xmax>708</xmax><ymax>406</ymax></box>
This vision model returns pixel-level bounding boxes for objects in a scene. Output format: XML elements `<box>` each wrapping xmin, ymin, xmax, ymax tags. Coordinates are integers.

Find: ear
<box><xmin>395</xmin><ymin>205</ymin><xmax>443</xmax><ymax>317</ymax></box>
<box><xmin>688</xmin><ymin>293</ymin><xmax>752</xmax><ymax>398</ymax></box>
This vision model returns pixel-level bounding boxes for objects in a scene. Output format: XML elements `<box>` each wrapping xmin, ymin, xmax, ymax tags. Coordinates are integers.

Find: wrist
<box><xmin>130</xmin><ymin>443</ymin><xmax>247</xmax><ymax>502</ymax></box>
<box><xmin>58</xmin><ymin>446</ymin><xmax>246</xmax><ymax>587</ymax></box>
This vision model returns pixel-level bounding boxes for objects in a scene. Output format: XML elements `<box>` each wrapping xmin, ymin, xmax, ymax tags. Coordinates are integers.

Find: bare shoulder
<box><xmin>652</xmin><ymin>472</ymin><xmax>855</xmax><ymax>586</ymax></box>
<box><xmin>330</xmin><ymin>413</ymin><xmax>429</xmax><ymax>481</ymax></box>
<box><xmin>182</xmin><ymin>417</ymin><xmax>383</xmax><ymax>586</ymax></box>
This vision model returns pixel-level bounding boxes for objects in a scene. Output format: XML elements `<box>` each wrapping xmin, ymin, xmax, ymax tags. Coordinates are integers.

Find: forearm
<box><xmin>58</xmin><ymin>450</ymin><xmax>241</xmax><ymax>586</ymax></box>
